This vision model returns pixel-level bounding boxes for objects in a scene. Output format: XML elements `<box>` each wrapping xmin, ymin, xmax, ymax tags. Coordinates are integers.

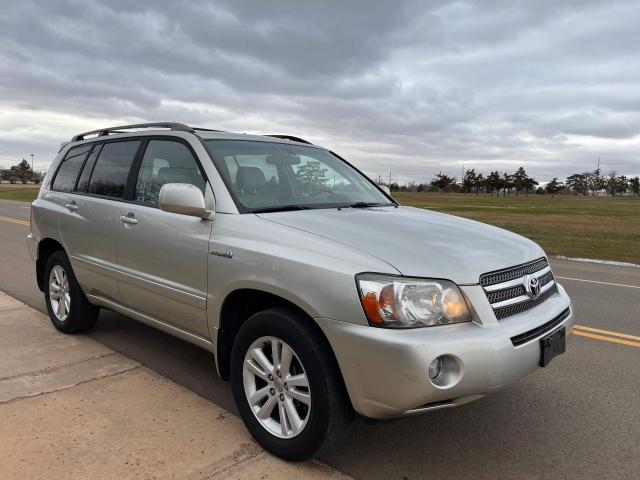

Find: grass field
<box><xmin>395</xmin><ymin>192</ymin><xmax>640</xmax><ymax>264</ymax></box>
<box><xmin>0</xmin><ymin>186</ymin><xmax>638</xmax><ymax>264</ymax></box>
<box><xmin>0</xmin><ymin>186</ymin><xmax>40</xmax><ymax>202</ymax></box>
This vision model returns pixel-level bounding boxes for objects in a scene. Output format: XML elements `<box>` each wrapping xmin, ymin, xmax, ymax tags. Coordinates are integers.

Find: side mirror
<box><xmin>159</xmin><ymin>183</ymin><xmax>209</xmax><ymax>218</ymax></box>
<box><xmin>380</xmin><ymin>185</ymin><xmax>391</xmax><ymax>195</ymax></box>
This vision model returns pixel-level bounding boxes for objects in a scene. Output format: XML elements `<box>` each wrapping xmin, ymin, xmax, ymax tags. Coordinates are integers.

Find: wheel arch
<box><xmin>36</xmin><ymin>238</ymin><xmax>66</xmax><ymax>291</ymax></box>
<box><xmin>216</xmin><ymin>288</ymin><xmax>344</xmax><ymax>388</ymax></box>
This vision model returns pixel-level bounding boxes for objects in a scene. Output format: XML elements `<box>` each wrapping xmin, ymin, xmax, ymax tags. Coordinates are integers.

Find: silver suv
<box><xmin>28</xmin><ymin>123</ymin><xmax>574</xmax><ymax>460</ymax></box>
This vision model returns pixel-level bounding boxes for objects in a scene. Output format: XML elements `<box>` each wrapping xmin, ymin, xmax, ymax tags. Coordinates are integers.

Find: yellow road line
<box><xmin>574</xmin><ymin>325</ymin><xmax>640</xmax><ymax>342</ymax></box>
<box><xmin>572</xmin><ymin>330</ymin><xmax>640</xmax><ymax>348</ymax></box>
<box><xmin>0</xmin><ymin>215</ymin><xmax>29</xmax><ymax>226</ymax></box>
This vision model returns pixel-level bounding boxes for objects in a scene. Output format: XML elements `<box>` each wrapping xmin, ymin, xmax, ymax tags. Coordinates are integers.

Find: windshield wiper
<box><xmin>344</xmin><ymin>202</ymin><xmax>395</xmax><ymax>209</ymax></box>
<box><xmin>250</xmin><ymin>205</ymin><xmax>315</xmax><ymax>213</ymax></box>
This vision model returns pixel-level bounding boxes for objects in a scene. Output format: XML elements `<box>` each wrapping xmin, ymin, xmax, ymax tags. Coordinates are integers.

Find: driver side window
<box><xmin>134</xmin><ymin>140</ymin><xmax>205</xmax><ymax>206</ymax></box>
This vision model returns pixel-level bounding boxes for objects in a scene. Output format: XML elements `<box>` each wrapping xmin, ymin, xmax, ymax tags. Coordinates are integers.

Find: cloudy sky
<box><xmin>1</xmin><ymin>0</ymin><xmax>639</xmax><ymax>183</ymax></box>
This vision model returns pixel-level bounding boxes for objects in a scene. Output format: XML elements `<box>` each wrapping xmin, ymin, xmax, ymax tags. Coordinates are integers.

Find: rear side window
<box><xmin>134</xmin><ymin>140</ymin><xmax>205</xmax><ymax>206</ymax></box>
<box><xmin>51</xmin><ymin>144</ymin><xmax>92</xmax><ymax>192</ymax></box>
<box><xmin>87</xmin><ymin>141</ymin><xmax>140</xmax><ymax>198</ymax></box>
<box><xmin>76</xmin><ymin>144</ymin><xmax>102</xmax><ymax>192</ymax></box>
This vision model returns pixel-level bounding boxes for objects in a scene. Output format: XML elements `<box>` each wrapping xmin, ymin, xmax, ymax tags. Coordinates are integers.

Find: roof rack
<box><xmin>264</xmin><ymin>134</ymin><xmax>313</xmax><ymax>145</ymax></box>
<box><xmin>71</xmin><ymin>122</ymin><xmax>194</xmax><ymax>142</ymax></box>
<box><xmin>192</xmin><ymin>126</ymin><xmax>226</xmax><ymax>133</ymax></box>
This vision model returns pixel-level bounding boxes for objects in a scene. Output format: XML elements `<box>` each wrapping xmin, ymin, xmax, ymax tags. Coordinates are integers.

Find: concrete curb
<box><xmin>0</xmin><ymin>291</ymin><xmax>352</xmax><ymax>479</ymax></box>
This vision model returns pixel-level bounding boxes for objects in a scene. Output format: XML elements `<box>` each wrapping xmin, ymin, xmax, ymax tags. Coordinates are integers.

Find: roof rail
<box><xmin>192</xmin><ymin>126</ymin><xmax>226</xmax><ymax>133</ymax></box>
<box><xmin>71</xmin><ymin>122</ymin><xmax>194</xmax><ymax>142</ymax></box>
<box><xmin>264</xmin><ymin>134</ymin><xmax>313</xmax><ymax>145</ymax></box>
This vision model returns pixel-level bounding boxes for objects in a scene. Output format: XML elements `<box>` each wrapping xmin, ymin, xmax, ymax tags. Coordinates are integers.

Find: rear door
<box><xmin>58</xmin><ymin>139</ymin><xmax>141</xmax><ymax>302</ymax></box>
<box><xmin>115</xmin><ymin>138</ymin><xmax>212</xmax><ymax>338</ymax></box>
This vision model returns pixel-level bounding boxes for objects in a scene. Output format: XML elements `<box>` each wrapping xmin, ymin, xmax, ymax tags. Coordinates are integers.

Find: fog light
<box><xmin>429</xmin><ymin>357</ymin><xmax>442</xmax><ymax>381</ymax></box>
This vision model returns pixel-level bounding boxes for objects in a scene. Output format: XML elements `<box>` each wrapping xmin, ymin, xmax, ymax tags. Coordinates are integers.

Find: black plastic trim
<box><xmin>73</xmin><ymin>144</ymin><xmax>100</xmax><ymax>192</ymax></box>
<box><xmin>510</xmin><ymin>307</ymin><xmax>571</xmax><ymax>346</ymax></box>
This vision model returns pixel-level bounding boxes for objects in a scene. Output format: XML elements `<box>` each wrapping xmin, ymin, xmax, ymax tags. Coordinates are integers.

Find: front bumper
<box><xmin>317</xmin><ymin>284</ymin><xmax>574</xmax><ymax>419</ymax></box>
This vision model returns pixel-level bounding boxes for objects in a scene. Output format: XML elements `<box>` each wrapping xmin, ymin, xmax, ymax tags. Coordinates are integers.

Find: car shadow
<box><xmin>88</xmin><ymin>309</ymin><xmax>238</xmax><ymax>414</ymax></box>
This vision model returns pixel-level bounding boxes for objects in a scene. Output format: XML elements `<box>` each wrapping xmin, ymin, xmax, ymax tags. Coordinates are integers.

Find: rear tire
<box><xmin>230</xmin><ymin>307</ymin><xmax>354</xmax><ymax>461</ymax></box>
<box><xmin>44</xmin><ymin>250</ymin><xmax>99</xmax><ymax>334</ymax></box>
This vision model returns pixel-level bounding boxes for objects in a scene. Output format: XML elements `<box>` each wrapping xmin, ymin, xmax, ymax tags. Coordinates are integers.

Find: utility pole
<box><xmin>30</xmin><ymin>153</ymin><xmax>34</xmax><ymax>171</ymax></box>
<box><xmin>388</xmin><ymin>170</ymin><xmax>392</xmax><ymax>186</ymax></box>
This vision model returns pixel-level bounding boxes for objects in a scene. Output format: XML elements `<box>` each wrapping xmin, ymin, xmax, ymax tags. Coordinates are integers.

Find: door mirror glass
<box><xmin>159</xmin><ymin>183</ymin><xmax>208</xmax><ymax>218</ymax></box>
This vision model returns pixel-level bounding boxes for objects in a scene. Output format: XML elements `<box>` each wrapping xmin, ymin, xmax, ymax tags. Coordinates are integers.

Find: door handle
<box><xmin>64</xmin><ymin>202</ymin><xmax>78</xmax><ymax>211</ymax></box>
<box><xmin>119</xmin><ymin>214</ymin><xmax>138</xmax><ymax>225</ymax></box>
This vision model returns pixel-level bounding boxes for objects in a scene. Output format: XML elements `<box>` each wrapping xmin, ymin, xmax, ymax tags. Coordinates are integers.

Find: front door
<box><xmin>115</xmin><ymin>139</ymin><xmax>212</xmax><ymax>338</ymax></box>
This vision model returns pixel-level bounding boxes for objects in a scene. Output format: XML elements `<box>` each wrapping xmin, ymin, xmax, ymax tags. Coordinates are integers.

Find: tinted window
<box><xmin>51</xmin><ymin>145</ymin><xmax>92</xmax><ymax>192</ymax></box>
<box><xmin>76</xmin><ymin>144</ymin><xmax>102</xmax><ymax>192</ymax></box>
<box><xmin>87</xmin><ymin>141</ymin><xmax>140</xmax><ymax>198</ymax></box>
<box><xmin>134</xmin><ymin>140</ymin><xmax>205</xmax><ymax>206</ymax></box>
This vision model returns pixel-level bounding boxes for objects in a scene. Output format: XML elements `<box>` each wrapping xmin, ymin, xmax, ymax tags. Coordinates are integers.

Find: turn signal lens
<box><xmin>361</xmin><ymin>292</ymin><xmax>384</xmax><ymax>324</ymax></box>
<box><xmin>356</xmin><ymin>274</ymin><xmax>472</xmax><ymax>328</ymax></box>
<box><xmin>443</xmin><ymin>288</ymin><xmax>468</xmax><ymax>321</ymax></box>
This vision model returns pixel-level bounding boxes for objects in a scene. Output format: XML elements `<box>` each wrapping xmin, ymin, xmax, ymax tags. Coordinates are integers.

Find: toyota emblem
<box><xmin>524</xmin><ymin>275</ymin><xmax>541</xmax><ymax>298</ymax></box>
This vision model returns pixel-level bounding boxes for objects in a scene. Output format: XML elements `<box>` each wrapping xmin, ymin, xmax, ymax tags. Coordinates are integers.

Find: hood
<box><xmin>257</xmin><ymin>206</ymin><xmax>545</xmax><ymax>284</ymax></box>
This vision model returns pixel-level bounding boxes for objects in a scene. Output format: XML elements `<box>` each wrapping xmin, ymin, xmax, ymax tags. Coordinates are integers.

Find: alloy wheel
<box><xmin>243</xmin><ymin>336</ymin><xmax>311</xmax><ymax>438</ymax></box>
<box><xmin>49</xmin><ymin>265</ymin><xmax>70</xmax><ymax>321</ymax></box>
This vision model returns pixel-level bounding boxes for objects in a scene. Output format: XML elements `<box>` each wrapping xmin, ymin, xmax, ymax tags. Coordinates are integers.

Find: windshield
<box><xmin>205</xmin><ymin>140</ymin><xmax>394</xmax><ymax>212</ymax></box>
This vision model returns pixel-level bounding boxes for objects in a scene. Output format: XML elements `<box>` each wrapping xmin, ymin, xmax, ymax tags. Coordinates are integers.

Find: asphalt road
<box><xmin>1</xmin><ymin>198</ymin><xmax>639</xmax><ymax>479</ymax></box>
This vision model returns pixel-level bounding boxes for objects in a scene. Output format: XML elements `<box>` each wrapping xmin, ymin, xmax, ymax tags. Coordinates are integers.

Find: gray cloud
<box><xmin>1</xmin><ymin>0</ymin><xmax>639</xmax><ymax>182</ymax></box>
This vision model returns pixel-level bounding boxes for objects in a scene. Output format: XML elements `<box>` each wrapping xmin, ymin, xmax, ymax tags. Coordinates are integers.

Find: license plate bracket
<box><xmin>540</xmin><ymin>327</ymin><xmax>566</xmax><ymax>367</ymax></box>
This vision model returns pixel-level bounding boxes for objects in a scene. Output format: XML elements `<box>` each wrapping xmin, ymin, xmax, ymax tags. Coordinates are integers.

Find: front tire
<box><xmin>230</xmin><ymin>307</ymin><xmax>354</xmax><ymax>461</ymax></box>
<box><xmin>44</xmin><ymin>250</ymin><xmax>99</xmax><ymax>334</ymax></box>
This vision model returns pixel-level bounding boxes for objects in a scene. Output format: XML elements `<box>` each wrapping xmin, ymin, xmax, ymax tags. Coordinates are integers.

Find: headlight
<box><xmin>356</xmin><ymin>274</ymin><xmax>472</xmax><ymax>328</ymax></box>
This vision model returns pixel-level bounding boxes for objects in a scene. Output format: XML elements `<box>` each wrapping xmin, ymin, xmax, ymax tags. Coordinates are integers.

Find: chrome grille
<box><xmin>486</xmin><ymin>284</ymin><xmax>525</xmax><ymax>304</ymax></box>
<box><xmin>480</xmin><ymin>258</ymin><xmax>549</xmax><ymax>287</ymax></box>
<box><xmin>480</xmin><ymin>258</ymin><xmax>557</xmax><ymax>320</ymax></box>
<box><xmin>493</xmin><ymin>285</ymin><xmax>557</xmax><ymax>319</ymax></box>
